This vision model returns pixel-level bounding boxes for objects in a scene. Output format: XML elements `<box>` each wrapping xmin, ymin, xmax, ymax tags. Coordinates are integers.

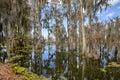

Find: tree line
<box><xmin>0</xmin><ymin>0</ymin><xmax>120</xmax><ymax>62</ymax></box>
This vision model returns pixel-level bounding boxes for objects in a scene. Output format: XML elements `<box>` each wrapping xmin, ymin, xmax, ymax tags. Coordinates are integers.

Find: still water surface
<box><xmin>31</xmin><ymin>45</ymin><xmax>120</xmax><ymax>80</ymax></box>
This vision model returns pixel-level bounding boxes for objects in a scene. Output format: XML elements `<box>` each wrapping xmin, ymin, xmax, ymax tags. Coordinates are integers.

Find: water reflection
<box><xmin>31</xmin><ymin>45</ymin><xmax>120</xmax><ymax>80</ymax></box>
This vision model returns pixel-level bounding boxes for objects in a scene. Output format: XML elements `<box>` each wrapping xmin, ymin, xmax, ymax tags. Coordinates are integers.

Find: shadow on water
<box><xmin>30</xmin><ymin>45</ymin><xmax>120</xmax><ymax>80</ymax></box>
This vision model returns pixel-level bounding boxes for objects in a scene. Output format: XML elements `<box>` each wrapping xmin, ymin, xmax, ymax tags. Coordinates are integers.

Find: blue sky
<box><xmin>97</xmin><ymin>0</ymin><xmax>120</xmax><ymax>21</ymax></box>
<box><xmin>42</xmin><ymin>0</ymin><xmax>120</xmax><ymax>38</ymax></box>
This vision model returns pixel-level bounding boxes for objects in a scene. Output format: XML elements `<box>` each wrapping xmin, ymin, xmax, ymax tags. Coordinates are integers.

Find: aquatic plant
<box><xmin>107</xmin><ymin>62</ymin><xmax>120</xmax><ymax>67</ymax></box>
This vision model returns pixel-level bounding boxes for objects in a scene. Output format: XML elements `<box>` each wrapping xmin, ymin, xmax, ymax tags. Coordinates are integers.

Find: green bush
<box><xmin>21</xmin><ymin>72</ymin><xmax>48</xmax><ymax>80</ymax></box>
<box><xmin>10</xmin><ymin>63</ymin><xmax>26</xmax><ymax>74</ymax></box>
<box><xmin>10</xmin><ymin>63</ymin><xmax>48</xmax><ymax>80</ymax></box>
<box><xmin>9</xmin><ymin>55</ymin><xmax>23</xmax><ymax>63</ymax></box>
<box><xmin>107</xmin><ymin>62</ymin><xmax>120</xmax><ymax>67</ymax></box>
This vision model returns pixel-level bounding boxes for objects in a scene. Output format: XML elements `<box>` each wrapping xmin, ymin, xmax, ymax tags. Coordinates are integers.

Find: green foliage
<box><xmin>9</xmin><ymin>55</ymin><xmax>23</xmax><ymax>63</ymax></box>
<box><xmin>22</xmin><ymin>72</ymin><xmax>48</xmax><ymax>80</ymax></box>
<box><xmin>10</xmin><ymin>32</ymin><xmax>32</xmax><ymax>66</ymax></box>
<box><xmin>99</xmin><ymin>68</ymin><xmax>107</xmax><ymax>72</ymax></box>
<box><xmin>22</xmin><ymin>72</ymin><xmax>39</xmax><ymax>80</ymax></box>
<box><xmin>107</xmin><ymin>62</ymin><xmax>120</xmax><ymax>67</ymax></box>
<box><xmin>10</xmin><ymin>63</ymin><xmax>48</xmax><ymax>80</ymax></box>
<box><xmin>10</xmin><ymin>63</ymin><xmax>26</xmax><ymax>74</ymax></box>
<box><xmin>0</xmin><ymin>43</ymin><xmax>2</xmax><ymax>46</ymax></box>
<box><xmin>11</xmin><ymin>46</ymin><xmax>32</xmax><ymax>54</ymax></box>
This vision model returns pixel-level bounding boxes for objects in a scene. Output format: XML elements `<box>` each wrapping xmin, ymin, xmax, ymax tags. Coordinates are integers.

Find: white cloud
<box><xmin>118</xmin><ymin>6</ymin><xmax>120</xmax><ymax>9</ymax></box>
<box><xmin>107</xmin><ymin>12</ymin><xmax>114</xmax><ymax>17</ymax></box>
<box><xmin>48</xmin><ymin>0</ymin><xmax>51</xmax><ymax>3</ymax></box>
<box><xmin>109</xmin><ymin>0</ymin><xmax>120</xmax><ymax>6</ymax></box>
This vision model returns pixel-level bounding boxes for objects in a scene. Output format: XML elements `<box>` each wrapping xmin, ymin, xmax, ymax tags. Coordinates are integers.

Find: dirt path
<box><xmin>0</xmin><ymin>63</ymin><xmax>22</xmax><ymax>80</ymax></box>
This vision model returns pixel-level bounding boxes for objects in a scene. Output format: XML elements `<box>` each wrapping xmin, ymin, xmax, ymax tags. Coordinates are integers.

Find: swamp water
<box><xmin>30</xmin><ymin>45</ymin><xmax>120</xmax><ymax>80</ymax></box>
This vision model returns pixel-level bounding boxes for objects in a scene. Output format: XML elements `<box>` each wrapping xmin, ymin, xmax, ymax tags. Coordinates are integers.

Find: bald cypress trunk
<box><xmin>6</xmin><ymin>22</ymin><xmax>10</xmax><ymax>60</ymax></box>
<box><xmin>80</xmin><ymin>0</ymin><xmax>87</xmax><ymax>55</ymax></box>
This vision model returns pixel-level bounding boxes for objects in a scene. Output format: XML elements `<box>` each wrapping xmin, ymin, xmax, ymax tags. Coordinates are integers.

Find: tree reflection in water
<box><xmin>31</xmin><ymin>45</ymin><xmax>120</xmax><ymax>80</ymax></box>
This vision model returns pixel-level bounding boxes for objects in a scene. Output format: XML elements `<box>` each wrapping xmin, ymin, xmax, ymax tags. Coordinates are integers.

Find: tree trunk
<box><xmin>35</xmin><ymin>5</ymin><xmax>42</xmax><ymax>49</ymax></box>
<box><xmin>6</xmin><ymin>22</ymin><xmax>10</xmax><ymax>60</ymax></box>
<box><xmin>87</xmin><ymin>13</ymin><xmax>92</xmax><ymax>55</ymax></box>
<box><xmin>68</xmin><ymin>1</ymin><xmax>74</xmax><ymax>51</ymax></box>
<box><xmin>67</xmin><ymin>15</ymin><xmax>70</xmax><ymax>51</ymax></box>
<box><xmin>69</xmin><ymin>15</ymin><xmax>74</xmax><ymax>50</ymax></box>
<box><xmin>80</xmin><ymin>0</ymin><xmax>86</xmax><ymax>54</ymax></box>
